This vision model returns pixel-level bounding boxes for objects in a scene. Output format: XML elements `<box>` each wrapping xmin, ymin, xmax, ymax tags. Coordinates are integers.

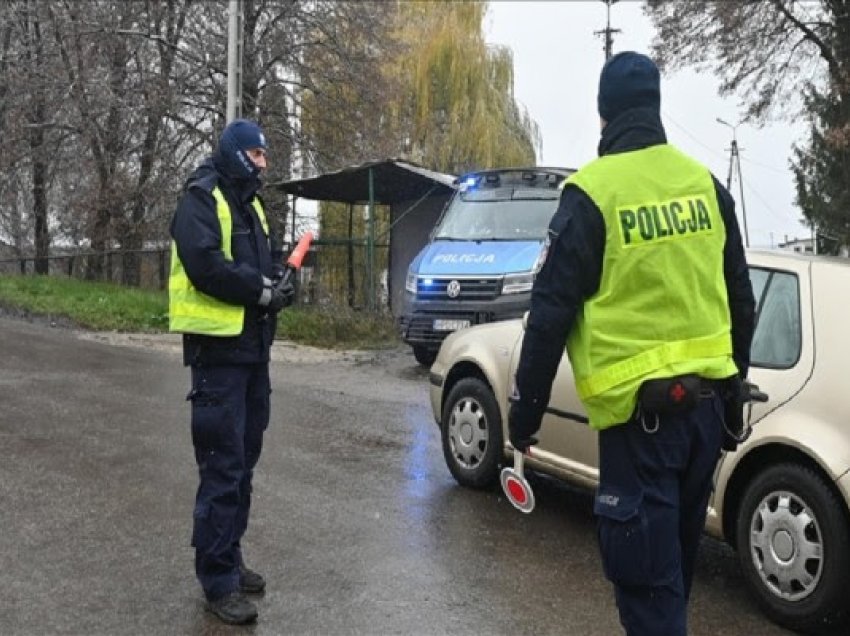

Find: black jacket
<box><xmin>170</xmin><ymin>157</ymin><xmax>284</xmax><ymax>366</ymax></box>
<box><xmin>514</xmin><ymin>107</ymin><xmax>756</xmax><ymax>421</ymax></box>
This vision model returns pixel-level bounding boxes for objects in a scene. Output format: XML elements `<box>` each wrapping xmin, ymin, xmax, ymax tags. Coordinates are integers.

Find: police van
<box><xmin>399</xmin><ymin>167</ymin><xmax>574</xmax><ymax>366</ymax></box>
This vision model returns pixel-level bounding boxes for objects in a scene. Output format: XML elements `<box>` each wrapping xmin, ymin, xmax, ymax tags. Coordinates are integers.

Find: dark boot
<box><xmin>206</xmin><ymin>591</ymin><xmax>258</xmax><ymax>625</ymax></box>
<box><xmin>239</xmin><ymin>565</ymin><xmax>266</xmax><ymax>593</ymax></box>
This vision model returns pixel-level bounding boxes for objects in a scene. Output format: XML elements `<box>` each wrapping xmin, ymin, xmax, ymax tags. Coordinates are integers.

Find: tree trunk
<box><xmin>25</xmin><ymin>2</ymin><xmax>50</xmax><ymax>274</ymax></box>
<box><xmin>347</xmin><ymin>203</ymin><xmax>355</xmax><ymax>307</ymax></box>
<box><xmin>32</xmin><ymin>151</ymin><xmax>49</xmax><ymax>274</ymax></box>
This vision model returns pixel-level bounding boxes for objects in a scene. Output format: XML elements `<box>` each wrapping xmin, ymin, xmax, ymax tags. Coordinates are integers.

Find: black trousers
<box><xmin>187</xmin><ymin>363</ymin><xmax>271</xmax><ymax>601</ymax></box>
<box><xmin>595</xmin><ymin>394</ymin><xmax>724</xmax><ymax>636</ymax></box>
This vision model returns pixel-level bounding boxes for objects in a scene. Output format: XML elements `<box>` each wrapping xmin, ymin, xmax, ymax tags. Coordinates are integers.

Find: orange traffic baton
<box><xmin>279</xmin><ymin>232</ymin><xmax>314</xmax><ymax>286</ymax></box>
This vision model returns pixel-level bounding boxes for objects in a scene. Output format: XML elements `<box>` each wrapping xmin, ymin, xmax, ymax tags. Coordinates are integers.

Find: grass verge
<box><xmin>0</xmin><ymin>274</ymin><xmax>400</xmax><ymax>350</ymax></box>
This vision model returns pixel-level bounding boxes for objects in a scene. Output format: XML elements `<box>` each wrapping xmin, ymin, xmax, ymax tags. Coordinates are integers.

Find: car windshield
<box><xmin>434</xmin><ymin>190</ymin><xmax>560</xmax><ymax>241</ymax></box>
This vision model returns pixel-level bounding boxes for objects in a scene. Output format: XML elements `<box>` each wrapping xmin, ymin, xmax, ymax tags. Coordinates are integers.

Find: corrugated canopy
<box><xmin>271</xmin><ymin>159</ymin><xmax>456</xmax><ymax>205</ymax></box>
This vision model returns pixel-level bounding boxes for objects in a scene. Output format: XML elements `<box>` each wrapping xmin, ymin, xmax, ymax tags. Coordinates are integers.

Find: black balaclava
<box><xmin>213</xmin><ymin>119</ymin><xmax>267</xmax><ymax>186</ymax></box>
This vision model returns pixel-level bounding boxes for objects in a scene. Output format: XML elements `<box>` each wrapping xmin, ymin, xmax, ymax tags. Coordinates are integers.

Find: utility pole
<box><xmin>717</xmin><ymin>118</ymin><xmax>750</xmax><ymax>248</ymax></box>
<box><xmin>595</xmin><ymin>0</ymin><xmax>621</xmax><ymax>60</ymax></box>
<box><xmin>226</xmin><ymin>0</ymin><xmax>243</xmax><ymax>122</ymax></box>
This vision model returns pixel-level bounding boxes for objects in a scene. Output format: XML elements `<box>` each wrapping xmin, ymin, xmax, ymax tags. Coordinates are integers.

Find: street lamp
<box><xmin>716</xmin><ymin>117</ymin><xmax>750</xmax><ymax>248</ymax></box>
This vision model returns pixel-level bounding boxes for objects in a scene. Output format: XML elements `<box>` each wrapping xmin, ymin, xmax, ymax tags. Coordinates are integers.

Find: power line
<box><xmin>663</xmin><ymin>110</ymin><xmax>790</xmax><ymax>174</ymax></box>
<box><xmin>740</xmin><ymin>156</ymin><xmax>788</xmax><ymax>175</ymax></box>
<box><xmin>662</xmin><ymin>110</ymin><xmax>727</xmax><ymax>160</ymax></box>
<box><xmin>743</xmin><ymin>178</ymin><xmax>802</xmax><ymax>227</ymax></box>
<box><xmin>655</xmin><ymin>101</ymin><xmax>811</xmax><ymax>250</ymax></box>
<box><xmin>664</xmin><ymin>111</ymin><xmax>800</xmax><ymax>245</ymax></box>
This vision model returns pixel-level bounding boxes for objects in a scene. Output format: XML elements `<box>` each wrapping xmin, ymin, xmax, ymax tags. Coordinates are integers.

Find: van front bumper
<box><xmin>398</xmin><ymin>292</ymin><xmax>530</xmax><ymax>348</ymax></box>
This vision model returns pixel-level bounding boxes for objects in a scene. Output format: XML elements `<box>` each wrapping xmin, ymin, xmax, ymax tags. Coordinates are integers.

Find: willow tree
<box><xmin>645</xmin><ymin>1</ymin><xmax>850</xmax><ymax>252</ymax></box>
<box><xmin>302</xmin><ymin>1</ymin><xmax>540</xmax><ymax>307</ymax></box>
<box><xmin>301</xmin><ymin>1</ymin><xmax>540</xmax><ymax>175</ymax></box>
<box><xmin>391</xmin><ymin>1</ymin><xmax>539</xmax><ymax>175</ymax></box>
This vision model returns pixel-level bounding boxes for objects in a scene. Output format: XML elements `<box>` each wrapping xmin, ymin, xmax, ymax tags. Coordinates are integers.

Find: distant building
<box><xmin>777</xmin><ymin>236</ymin><xmax>849</xmax><ymax>257</ymax></box>
<box><xmin>778</xmin><ymin>237</ymin><xmax>815</xmax><ymax>254</ymax></box>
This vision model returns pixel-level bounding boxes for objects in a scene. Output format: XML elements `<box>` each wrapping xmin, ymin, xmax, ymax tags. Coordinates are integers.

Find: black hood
<box><xmin>185</xmin><ymin>157</ymin><xmax>218</xmax><ymax>189</ymax></box>
<box><xmin>598</xmin><ymin>106</ymin><xmax>667</xmax><ymax>157</ymax></box>
<box><xmin>188</xmin><ymin>157</ymin><xmax>261</xmax><ymax>203</ymax></box>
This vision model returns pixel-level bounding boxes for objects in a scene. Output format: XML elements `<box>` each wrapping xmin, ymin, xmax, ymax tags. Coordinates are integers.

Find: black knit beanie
<box><xmin>597</xmin><ymin>51</ymin><xmax>661</xmax><ymax>123</ymax></box>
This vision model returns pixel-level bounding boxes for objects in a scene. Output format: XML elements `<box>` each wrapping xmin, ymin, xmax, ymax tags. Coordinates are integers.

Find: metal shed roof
<box><xmin>271</xmin><ymin>159</ymin><xmax>456</xmax><ymax>205</ymax></box>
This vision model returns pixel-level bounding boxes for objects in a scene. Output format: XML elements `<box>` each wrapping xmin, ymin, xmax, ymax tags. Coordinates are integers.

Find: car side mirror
<box><xmin>522</xmin><ymin>311</ymin><xmax>529</xmax><ymax>331</ymax></box>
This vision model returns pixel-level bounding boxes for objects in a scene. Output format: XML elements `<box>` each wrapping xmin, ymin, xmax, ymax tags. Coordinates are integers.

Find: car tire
<box><xmin>735</xmin><ymin>462</ymin><xmax>850</xmax><ymax>633</ymax></box>
<box><xmin>412</xmin><ymin>345</ymin><xmax>437</xmax><ymax>367</ymax></box>
<box><xmin>440</xmin><ymin>377</ymin><xmax>503</xmax><ymax>489</ymax></box>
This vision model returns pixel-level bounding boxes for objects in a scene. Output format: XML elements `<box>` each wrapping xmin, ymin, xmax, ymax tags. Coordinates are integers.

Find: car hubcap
<box><xmin>749</xmin><ymin>490</ymin><xmax>824</xmax><ymax>602</ymax></box>
<box><xmin>447</xmin><ymin>397</ymin><xmax>488</xmax><ymax>469</ymax></box>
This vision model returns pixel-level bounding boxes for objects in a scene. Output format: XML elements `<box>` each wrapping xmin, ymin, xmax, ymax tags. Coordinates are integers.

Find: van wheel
<box><xmin>735</xmin><ymin>462</ymin><xmax>850</xmax><ymax>633</ymax></box>
<box><xmin>412</xmin><ymin>345</ymin><xmax>437</xmax><ymax>367</ymax></box>
<box><xmin>441</xmin><ymin>377</ymin><xmax>503</xmax><ymax>489</ymax></box>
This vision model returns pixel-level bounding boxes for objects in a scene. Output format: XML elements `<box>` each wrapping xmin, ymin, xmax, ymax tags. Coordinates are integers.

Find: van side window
<box><xmin>749</xmin><ymin>267</ymin><xmax>801</xmax><ymax>368</ymax></box>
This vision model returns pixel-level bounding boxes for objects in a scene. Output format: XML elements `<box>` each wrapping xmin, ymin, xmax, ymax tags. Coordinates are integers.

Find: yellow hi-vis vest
<box><xmin>564</xmin><ymin>144</ymin><xmax>737</xmax><ymax>430</ymax></box>
<box><xmin>168</xmin><ymin>186</ymin><xmax>269</xmax><ymax>336</ymax></box>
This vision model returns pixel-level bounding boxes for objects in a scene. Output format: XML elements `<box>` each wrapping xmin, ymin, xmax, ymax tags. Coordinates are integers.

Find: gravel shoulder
<box><xmin>74</xmin><ymin>330</ymin><xmax>385</xmax><ymax>364</ymax></box>
<box><xmin>0</xmin><ymin>304</ymin><xmax>403</xmax><ymax>365</ymax></box>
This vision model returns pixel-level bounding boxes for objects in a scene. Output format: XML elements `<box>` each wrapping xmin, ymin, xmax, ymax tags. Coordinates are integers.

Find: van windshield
<box><xmin>434</xmin><ymin>192</ymin><xmax>560</xmax><ymax>241</ymax></box>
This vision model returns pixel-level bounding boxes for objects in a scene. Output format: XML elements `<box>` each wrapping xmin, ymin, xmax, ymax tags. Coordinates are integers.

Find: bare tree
<box><xmin>645</xmin><ymin>1</ymin><xmax>830</xmax><ymax>121</ymax></box>
<box><xmin>116</xmin><ymin>0</ymin><xmax>194</xmax><ymax>285</ymax></box>
<box><xmin>0</xmin><ymin>1</ymin><xmax>69</xmax><ymax>273</ymax></box>
<box><xmin>176</xmin><ymin>1</ymin><xmax>395</xmax><ymax>242</ymax></box>
<box><xmin>0</xmin><ymin>1</ymin><xmax>425</xmax><ymax>283</ymax></box>
<box><xmin>645</xmin><ymin>1</ymin><xmax>850</xmax><ymax>249</ymax></box>
<box><xmin>47</xmin><ymin>1</ymin><xmax>132</xmax><ymax>279</ymax></box>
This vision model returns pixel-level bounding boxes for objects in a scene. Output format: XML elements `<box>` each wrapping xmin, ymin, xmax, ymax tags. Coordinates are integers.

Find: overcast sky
<box><xmin>485</xmin><ymin>1</ymin><xmax>811</xmax><ymax>249</ymax></box>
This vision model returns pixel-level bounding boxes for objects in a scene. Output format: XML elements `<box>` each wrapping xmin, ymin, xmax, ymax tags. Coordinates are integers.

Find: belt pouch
<box><xmin>638</xmin><ymin>374</ymin><xmax>700</xmax><ymax>415</ymax></box>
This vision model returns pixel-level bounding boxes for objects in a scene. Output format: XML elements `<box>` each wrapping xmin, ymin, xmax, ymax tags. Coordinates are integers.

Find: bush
<box><xmin>277</xmin><ymin>306</ymin><xmax>400</xmax><ymax>349</ymax></box>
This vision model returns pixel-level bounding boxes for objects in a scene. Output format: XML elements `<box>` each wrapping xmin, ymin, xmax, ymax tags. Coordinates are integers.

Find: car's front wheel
<box><xmin>735</xmin><ymin>462</ymin><xmax>850</xmax><ymax>633</ymax></box>
<box><xmin>440</xmin><ymin>377</ymin><xmax>503</xmax><ymax>488</ymax></box>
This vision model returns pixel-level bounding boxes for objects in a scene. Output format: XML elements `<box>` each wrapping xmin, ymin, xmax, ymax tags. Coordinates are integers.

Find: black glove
<box><xmin>268</xmin><ymin>278</ymin><xmax>295</xmax><ymax>312</ymax></box>
<box><xmin>721</xmin><ymin>375</ymin><xmax>747</xmax><ymax>451</ymax></box>
<box><xmin>508</xmin><ymin>401</ymin><xmax>541</xmax><ymax>453</ymax></box>
<box><xmin>271</xmin><ymin>264</ymin><xmax>287</xmax><ymax>285</ymax></box>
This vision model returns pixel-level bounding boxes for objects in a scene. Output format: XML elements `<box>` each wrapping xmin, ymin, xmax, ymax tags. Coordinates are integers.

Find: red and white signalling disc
<box><xmin>500</xmin><ymin>449</ymin><xmax>535</xmax><ymax>514</ymax></box>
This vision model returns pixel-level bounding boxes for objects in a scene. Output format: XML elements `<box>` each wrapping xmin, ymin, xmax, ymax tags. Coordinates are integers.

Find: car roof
<box><xmin>747</xmin><ymin>248</ymin><xmax>850</xmax><ymax>270</ymax></box>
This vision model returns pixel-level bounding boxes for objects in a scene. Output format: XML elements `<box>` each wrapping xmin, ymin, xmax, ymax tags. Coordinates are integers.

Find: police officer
<box><xmin>508</xmin><ymin>52</ymin><xmax>755</xmax><ymax>635</ymax></box>
<box><xmin>169</xmin><ymin>119</ymin><xmax>294</xmax><ymax>625</ymax></box>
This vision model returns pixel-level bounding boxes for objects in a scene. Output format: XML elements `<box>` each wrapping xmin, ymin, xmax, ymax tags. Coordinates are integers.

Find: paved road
<box><xmin>0</xmin><ymin>316</ymin><xmax>802</xmax><ymax>635</ymax></box>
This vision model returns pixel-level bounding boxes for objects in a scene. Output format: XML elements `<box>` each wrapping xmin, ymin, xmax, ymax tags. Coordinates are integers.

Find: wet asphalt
<box><xmin>0</xmin><ymin>316</ymin><xmax>803</xmax><ymax>636</ymax></box>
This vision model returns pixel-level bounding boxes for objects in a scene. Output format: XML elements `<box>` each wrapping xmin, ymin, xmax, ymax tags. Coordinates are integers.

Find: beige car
<box><xmin>429</xmin><ymin>249</ymin><xmax>850</xmax><ymax>633</ymax></box>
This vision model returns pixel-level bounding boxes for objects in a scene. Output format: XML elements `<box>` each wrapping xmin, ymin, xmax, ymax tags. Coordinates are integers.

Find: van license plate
<box><xmin>433</xmin><ymin>319</ymin><xmax>471</xmax><ymax>332</ymax></box>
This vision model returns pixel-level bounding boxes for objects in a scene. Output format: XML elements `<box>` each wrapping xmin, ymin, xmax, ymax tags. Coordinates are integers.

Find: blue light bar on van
<box><xmin>462</xmin><ymin>177</ymin><xmax>477</xmax><ymax>188</ymax></box>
